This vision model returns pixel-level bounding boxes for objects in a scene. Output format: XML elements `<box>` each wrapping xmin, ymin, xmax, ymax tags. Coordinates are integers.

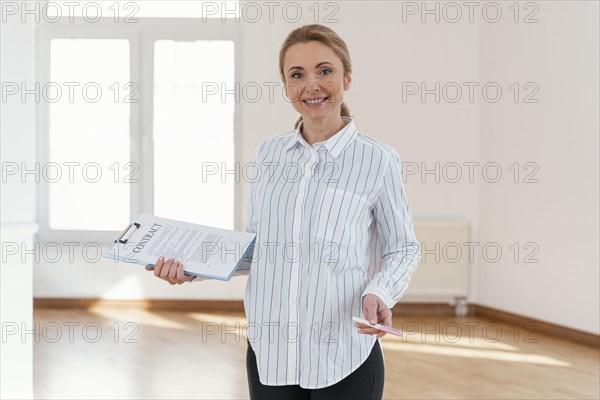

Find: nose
<box><xmin>307</xmin><ymin>80</ymin><xmax>320</xmax><ymax>92</ymax></box>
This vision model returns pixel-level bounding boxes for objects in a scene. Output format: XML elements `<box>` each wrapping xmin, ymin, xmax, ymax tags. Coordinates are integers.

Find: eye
<box><xmin>321</xmin><ymin>68</ymin><xmax>332</xmax><ymax>76</ymax></box>
<box><xmin>291</xmin><ymin>72</ymin><xmax>302</xmax><ymax>79</ymax></box>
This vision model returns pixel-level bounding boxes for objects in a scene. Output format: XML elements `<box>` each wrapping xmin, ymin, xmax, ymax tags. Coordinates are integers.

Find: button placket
<box><xmin>288</xmin><ymin>147</ymin><xmax>318</xmax><ymax>381</ymax></box>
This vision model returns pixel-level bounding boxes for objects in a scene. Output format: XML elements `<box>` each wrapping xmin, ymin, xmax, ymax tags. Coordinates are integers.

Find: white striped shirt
<box><xmin>196</xmin><ymin>116</ymin><xmax>420</xmax><ymax>389</ymax></box>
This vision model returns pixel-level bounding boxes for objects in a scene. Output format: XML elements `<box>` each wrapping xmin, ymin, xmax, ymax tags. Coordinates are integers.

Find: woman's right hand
<box><xmin>145</xmin><ymin>256</ymin><xmax>195</xmax><ymax>285</ymax></box>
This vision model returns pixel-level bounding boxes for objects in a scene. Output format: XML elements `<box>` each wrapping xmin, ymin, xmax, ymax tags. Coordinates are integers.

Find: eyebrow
<box><xmin>288</xmin><ymin>61</ymin><xmax>334</xmax><ymax>73</ymax></box>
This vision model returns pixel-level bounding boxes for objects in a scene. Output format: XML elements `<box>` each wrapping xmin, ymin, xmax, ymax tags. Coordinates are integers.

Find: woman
<box><xmin>146</xmin><ymin>24</ymin><xmax>420</xmax><ymax>400</ymax></box>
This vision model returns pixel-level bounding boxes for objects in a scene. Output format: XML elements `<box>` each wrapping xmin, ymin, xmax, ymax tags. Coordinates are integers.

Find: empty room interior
<box><xmin>1</xmin><ymin>1</ymin><xmax>599</xmax><ymax>399</ymax></box>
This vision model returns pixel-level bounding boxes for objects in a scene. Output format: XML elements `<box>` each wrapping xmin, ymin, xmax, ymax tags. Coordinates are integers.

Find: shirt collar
<box><xmin>284</xmin><ymin>116</ymin><xmax>357</xmax><ymax>159</ymax></box>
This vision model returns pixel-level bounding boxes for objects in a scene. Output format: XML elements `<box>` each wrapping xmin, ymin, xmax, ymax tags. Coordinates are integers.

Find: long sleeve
<box><xmin>230</xmin><ymin>140</ymin><xmax>263</xmax><ymax>278</ymax></box>
<box><xmin>228</xmin><ymin>181</ymin><xmax>258</xmax><ymax>278</ymax></box>
<box><xmin>361</xmin><ymin>148</ymin><xmax>421</xmax><ymax>309</ymax></box>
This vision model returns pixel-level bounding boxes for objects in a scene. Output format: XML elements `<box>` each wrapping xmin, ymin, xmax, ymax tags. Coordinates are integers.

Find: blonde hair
<box><xmin>279</xmin><ymin>24</ymin><xmax>353</xmax><ymax>129</ymax></box>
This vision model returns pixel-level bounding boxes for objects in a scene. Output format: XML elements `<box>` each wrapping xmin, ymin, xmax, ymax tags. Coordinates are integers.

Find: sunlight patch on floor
<box><xmin>88</xmin><ymin>307</ymin><xmax>189</xmax><ymax>330</ymax></box>
<box><xmin>381</xmin><ymin>341</ymin><xmax>572</xmax><ymax>367</ymax></box>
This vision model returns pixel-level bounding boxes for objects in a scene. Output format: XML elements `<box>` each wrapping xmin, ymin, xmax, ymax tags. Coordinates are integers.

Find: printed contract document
<box><xmin>103</xmin><ymin>213</ymin><xmax>256</xmax><ymax>281</ymax></box>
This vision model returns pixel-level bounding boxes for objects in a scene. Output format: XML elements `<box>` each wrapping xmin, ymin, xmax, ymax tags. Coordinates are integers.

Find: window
<box><xmin>37</xmin><ymin>9</ymin><xmax>242</xmax><ymax>242</ymax></box>
<box><xmin>48</xmin><ymin>39</ymin><xmax>130</xmax><ymax>231</ymax></box>
<box><xmin>153</xmin><ymin>40</ymin><xmax>235</xmax><ymax>228</ymax></box>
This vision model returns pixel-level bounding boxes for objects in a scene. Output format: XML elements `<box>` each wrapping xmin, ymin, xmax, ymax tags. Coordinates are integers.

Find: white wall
<box><xmin>20</xmin><ymin>2</ymin><xmax>599</xmax><ymax>335</ymax></box>
<box><xmin>476</xmin><ymin>2</ymin><xmax>599</xmax><ymax>335</ymax></box>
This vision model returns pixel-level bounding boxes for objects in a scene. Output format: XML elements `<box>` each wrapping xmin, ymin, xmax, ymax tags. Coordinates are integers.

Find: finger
<box><xmin>382</xmin><ymin>311</ymin><xmax>392</xmax><ymax>327</ymax></box>
<box><xmin>169</xmin><ymin>261</ymin><xmax>183</xmax><ymax>285</ymax></box>
<box><xmin>359</xmin><ymin>328</ymin><xmax>379</xmax><ymax>335</ymax></box>
<box><xmin>173</xmin><ymin>262</ymin><xmax>189</xmax><ymax>284</ymax></box>
<box><xmin>375</xmin><ymin>309</ymin><xmax>391</xmax><ymax>339</ymax></box>
<box><xmin>176</xmin><ymin>264</ymin><xmax>192</xmax><ymax>283</ymax></box>
<box><xmin>168</xmin><ymin>261</ymin><xmax>181</xmax><ymax>284</ymax></box>
<box><xmin>355</xmin><ymin>323</ymin><xmax>379</xmax><ymax>335</ymax></box>
<box><xmin>157</xmin><ymin>257</ymin><xmax>171</xmax><ymax>279</ymax></box>
<box><xmin>180</xmin><ymin>264</ymin><xmax>194</xmax><ymax>282</ymax></box>
<box><xmin>374</xmin><ymin>298</ymin><xmax>392</xmax><ymax>323</ymax></box>
<box><xmin>160</xmin><ymin>258</ymin><xmax>175</xmax><ymax>284</ymax></box>
<box><xmin>154</xmin><ymin>256</ymin><xmax>165</xmax><ymax>278</ymax></box>
<box><xmin>376</xmin><ymin>308</ymin><xmax>390</xmax><ymax>324</ymax></box>
<box><xmin>167</xmin><ymin>260</ymin><xmax>180</xmax><ymax>285</ymax></box>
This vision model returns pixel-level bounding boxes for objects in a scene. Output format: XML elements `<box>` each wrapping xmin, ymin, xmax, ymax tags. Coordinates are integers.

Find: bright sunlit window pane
<box><xmin>46</xmin><ymin>1</ymin><xmax>240</xmax><ymax>19</ymax></box>
<box><xmin>153</xmin><ymin>40</ymin><xmax>235</xmax><ymax>229</ymax></box>
<box><xmin>48</xmin><ymin>39</ymin><xmax>130</xmax><ymax>230</ymax></box>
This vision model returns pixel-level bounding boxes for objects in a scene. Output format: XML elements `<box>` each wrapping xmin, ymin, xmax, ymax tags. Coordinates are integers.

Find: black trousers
<box><xmin>246</xmin><ymin>340</ymin><xmax>385</xmax><ymax>400</ymax></box>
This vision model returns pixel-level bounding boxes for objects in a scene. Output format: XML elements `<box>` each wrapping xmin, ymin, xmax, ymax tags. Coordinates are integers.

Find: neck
<box><xmin>301</xmin><ymin>115</ymin><xmax>348</xmax><ymax>145</ymax></box>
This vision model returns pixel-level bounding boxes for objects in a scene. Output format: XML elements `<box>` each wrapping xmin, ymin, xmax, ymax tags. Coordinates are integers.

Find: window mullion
<box><xmin>138</xmin><ymin>30</ymin><xmax>156</xmax><ymax>216</ymax></box>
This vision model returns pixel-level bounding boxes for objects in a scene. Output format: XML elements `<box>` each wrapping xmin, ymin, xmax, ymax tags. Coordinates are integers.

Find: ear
<box><xmin>344</xmin><ymin>72</ymin><xmax>352</xmax><ymax>91</ymax></box>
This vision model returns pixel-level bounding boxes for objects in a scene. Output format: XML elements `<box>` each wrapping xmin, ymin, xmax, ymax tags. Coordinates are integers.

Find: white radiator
<box><xmin>402</xmin><ymin>221</ymin><xmax>471</xmax><ymax>315</ymax></box>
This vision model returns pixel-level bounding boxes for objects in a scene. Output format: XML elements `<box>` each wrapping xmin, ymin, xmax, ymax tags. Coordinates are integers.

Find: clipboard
<box><xmin>115</xmin><ymin>222</ymin><xmax>140</xmax><ymax>244</ymax></box>
<box><xmin>103</xmin><ymin>213</ymin><xmax>256</xmax><ymax>281</ymax></box>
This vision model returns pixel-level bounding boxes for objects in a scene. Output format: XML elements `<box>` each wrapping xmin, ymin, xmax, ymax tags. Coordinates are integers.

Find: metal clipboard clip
<box><xmin>115</xmin><ymin>222</ymin><xmax>141</xmax><ymax>244</ymax></box>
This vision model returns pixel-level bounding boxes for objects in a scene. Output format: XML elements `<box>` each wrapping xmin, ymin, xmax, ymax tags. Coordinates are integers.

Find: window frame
<box><xmin>35</xmin><ymin>18</ymin><xmax>244</xmax><ymax>244</ymax></box>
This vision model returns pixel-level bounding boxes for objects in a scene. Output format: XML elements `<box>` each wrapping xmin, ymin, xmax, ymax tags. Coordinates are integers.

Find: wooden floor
<box><xmin>33</xmin><ymin>307</ymin><xmax>599</xmax><ymax>399</ymax></box>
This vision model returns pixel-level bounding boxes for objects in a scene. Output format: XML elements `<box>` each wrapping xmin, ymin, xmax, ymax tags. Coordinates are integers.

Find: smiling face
<box><xmin>282</xmin><ymin>41</ymin><xmax>351</xmax><ymax>123</ymax></box>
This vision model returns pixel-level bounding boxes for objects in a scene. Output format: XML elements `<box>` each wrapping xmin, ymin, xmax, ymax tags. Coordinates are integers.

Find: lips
<box><xmin>303</xmin><ymin>97</ymin><xmax>328</xmax><ymax>105</ymax></box>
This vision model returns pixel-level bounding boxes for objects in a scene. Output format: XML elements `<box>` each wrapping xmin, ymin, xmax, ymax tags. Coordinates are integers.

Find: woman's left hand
<box><xmin>357</xmin><ymin>294</ymin><xmax>393</xmax><ymax>339</ymax></box>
